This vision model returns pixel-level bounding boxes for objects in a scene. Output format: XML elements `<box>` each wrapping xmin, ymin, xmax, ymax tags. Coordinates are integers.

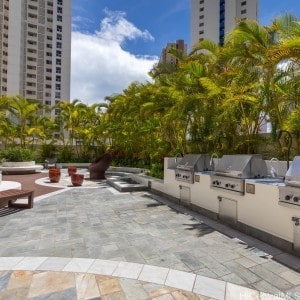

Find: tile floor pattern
<box><xmin>0</xmin><ymin>258</ymin><xmax>286</xmax><ymax>299</ymax></box>
<box><xmin>0</xmin><ymin>182</ymin><xmax>300</xmax><ymax>299</ymax></box>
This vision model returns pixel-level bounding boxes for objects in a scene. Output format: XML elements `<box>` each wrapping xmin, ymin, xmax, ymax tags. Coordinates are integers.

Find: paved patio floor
<box><xmin>0</xmin><ymin>175</ymin><xmax>300</xmax><ymax>299</ymax></box>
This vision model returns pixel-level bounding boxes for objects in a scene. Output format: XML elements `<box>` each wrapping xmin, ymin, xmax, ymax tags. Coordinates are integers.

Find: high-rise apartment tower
<box><xmin>0</xmin><ymin>0</ymin><xmax>72</xmax><ymax>116</ymax></box>
<box><xmin>191</xmin><ymin>0</ymin><xmax>258</xmax><ymax>49</ymax></box>
<box><xmin>160</xmin><ymin>40</ymin><xmax>188</xmax><ymax>65</ymax></box>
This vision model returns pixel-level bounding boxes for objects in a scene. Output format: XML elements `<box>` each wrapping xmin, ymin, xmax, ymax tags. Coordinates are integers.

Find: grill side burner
<box><xmin>279</xmin><ymin>156</ymin><xmax>300</xmax><ymax>206</ymax></box>
<box><xmin>175</xmin><ymin>154</ymin><xmax>212</xmax><ymax>183</ymax></box>
<box><xmin>211</xmin><ymin>154</ymin><xmax>268</xmax><ymax>194</ymax></box>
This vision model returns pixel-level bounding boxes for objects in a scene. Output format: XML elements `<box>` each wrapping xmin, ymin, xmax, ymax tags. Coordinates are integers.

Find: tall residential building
<box><xmin>160</xmin><ymin>39</ymin><xmax>188</xmax><ymax>65</ymax></box>
<box><xmin>0</xmin><ymin>0</ymin><xmax>72</xmax><ymax>117</ymax></box>
<box><xmin>191</xmin><ymin>0</ymin><xmax>258</xmax><ymax>49</ymax></box>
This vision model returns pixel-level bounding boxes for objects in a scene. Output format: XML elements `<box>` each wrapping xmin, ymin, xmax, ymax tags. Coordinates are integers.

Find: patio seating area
<box><xmin>0</xmin><ymin>170</ymin><xmax>299</xmax><ymax>299</ymax></box>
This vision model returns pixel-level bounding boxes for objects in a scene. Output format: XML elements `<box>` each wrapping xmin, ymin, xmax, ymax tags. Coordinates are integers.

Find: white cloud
<box><xmin>71</xmin><ymin>10</ymin><xmax>158</xmax><ymax>104</ymax></box>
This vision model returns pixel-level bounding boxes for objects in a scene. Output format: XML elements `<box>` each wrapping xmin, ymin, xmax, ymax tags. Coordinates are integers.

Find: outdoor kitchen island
<box><xmin>151</xmin><ymin>155</ymin><xmax>300</xmax><ymax>256</ymax></box>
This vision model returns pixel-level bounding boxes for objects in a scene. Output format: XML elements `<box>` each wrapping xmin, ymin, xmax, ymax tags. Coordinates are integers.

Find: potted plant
<box><xmin>67</xmin><ymin>166</ymin><xmax>77</xmax><ymax>176</ymax></box>
<box><xmin>49</xmin><ymin>168</ymin><xmax>61</xmax><ymax>183</ymax></box>
<box><xmin>71</xmin><ymin>173</ymin><xmax>84</xmax><ymax>186</ymax></box>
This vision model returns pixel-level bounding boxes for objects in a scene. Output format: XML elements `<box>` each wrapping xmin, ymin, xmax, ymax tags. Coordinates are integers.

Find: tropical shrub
<box><xmin>0</xmin><ymin>147</ymin><xmax>35</xmax><ymax>162</ymax></box>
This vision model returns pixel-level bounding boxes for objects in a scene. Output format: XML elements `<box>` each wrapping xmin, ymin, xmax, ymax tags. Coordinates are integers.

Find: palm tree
<box><xmin>6</xmin><ymin>95</ymin><xmax>43</xmax><ymax>147</ymax></box>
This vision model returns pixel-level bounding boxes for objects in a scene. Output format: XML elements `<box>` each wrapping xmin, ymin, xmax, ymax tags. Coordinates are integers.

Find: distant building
<box><xmin>0</xmin><ymin>0</ymin><xmax>72</xmax><ymax>117</ymax></box>
<box><xmin>191</xmin><ymin>0</ymin><xmax>258</xmax><ymax>49</ymax></box>
<box><xmin>160</xmin><ymin>40</ymin><xmax>188</xmax><ymax>65</ymax></box>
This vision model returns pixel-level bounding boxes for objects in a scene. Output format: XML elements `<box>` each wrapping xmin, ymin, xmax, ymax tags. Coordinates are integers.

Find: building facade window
<box><xmin>241</xmin><ymin>9</ymin><xmax>247</xmax><ymax>14</ymax></box>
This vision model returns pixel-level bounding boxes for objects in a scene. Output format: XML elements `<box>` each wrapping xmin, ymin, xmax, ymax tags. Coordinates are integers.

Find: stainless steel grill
<box><xmin>211</xmin><ymin>154</ymin><xmax>268</xmax><ymax>194</ymax></box>
<box><xmin>279</xmin><ymin>156</ymin><xmax>300</xmax><ymax>206</ymax></box>
<box><xmin>175</xmin><ymin>154</ymin><xmax>212</xmax><ymax>183</ymax></box>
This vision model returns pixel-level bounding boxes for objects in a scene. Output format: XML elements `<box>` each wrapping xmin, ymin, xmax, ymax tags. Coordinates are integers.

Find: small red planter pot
<box><xmin>49</xmin><ymin>168</ymin><xmax>61</xmax><ymax>183</ymax></box>
<box><xmin>68</xmin><ymin>166</ymin><xmax>77</xmax><ymax>176</ymax></box>
<box><xmin>71</xmin><ymin>173</ymin><xmax>84</xmax><ymax>186</ymax></box>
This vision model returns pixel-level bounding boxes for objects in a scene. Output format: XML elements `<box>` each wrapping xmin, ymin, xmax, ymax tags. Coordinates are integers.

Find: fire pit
<box><xmin>211</xmin><ymin>154</ymin><xmax>268</xmax><ymax>194</ymax></box>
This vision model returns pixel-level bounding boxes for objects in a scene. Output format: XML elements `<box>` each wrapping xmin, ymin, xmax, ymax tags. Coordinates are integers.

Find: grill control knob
<box><xmin>285</xmin><ymin>195</ymin><xmax>291</xmax><ymax>201</ymax></box>
<box><xmin>294</xmin><ymin>197</ymin><xmax>299</xmax><ymax>202</ymax></box>
<box><xmin>225</xmin><ymin>183</ymin><xmax>230</xmax><ymax>188</ymax></box>
<box><xmin>230</xmin><ymin>184</ymin><xmax>235</xmax><ymax>189</ymax></box>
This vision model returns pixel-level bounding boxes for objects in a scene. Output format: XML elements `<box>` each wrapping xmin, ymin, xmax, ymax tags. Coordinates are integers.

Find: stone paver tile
<box><xmin>225</xmin><ymin>282</ymin><xmax>259</xmax><ymax>300</ymax></box>
<box><xmin>261</xmin><ymin>261</ymin><xmax>292</xmax><ymax>275</ymax></box>
<box><xmin>88</xmin><ymin>259</ymin><xmax>119</xmax><ymax>275</ymax></box>
<box><xmin>99</xmin><ymin>278</ymin><xmax>122</xmax><ymax>296</ymax></box>
<box><xmin>251</xmin><ymin>280</ymin><xmax>284</xmax><ymax>296</ymax></box>
<box><xmin>223</xmin><ymin>260</ymin><xmax>260</xmax><ymax>284</ymax></box>
<box><xmin>221</xmin><ymin>272</ymin><xmax>247</xmax><ymax>286</ymax></box>
<box><xmin>194</xmin><ymin>268</ymin><xmax>218</xmax><ymax>279</ymax></box>
<box><xmin>0</xmin><ymin>257</ymin><xmax>24</xmax><ymax>270</ymax></box>
<box><xmin>143</xmin><ymin>283</ymin><xmax>176</xmax><ymax>298</ymax></box>
<box><xmin>235</xmin><ymin>257</ymin><xmax>258</xmax><ymax>269</ymax></box>
<box><xmin>193</xmin><ymin>275</ymin><xmax>225</xmax><ymax>300</ymax></box>
<box><xmin>37</xmin><ymin>257</ymin><xmax>72</xmax><ymax>271</ymax></box>
<box><xmin>0</xmin><ymin>286</ymin><xmax>30</xmax><ymax>300</ymax></box>
<box><xmin>27</xmin><ymin>271</ymin><xmax>75</xmax><ymax>298</ymax></box>
<box><xmin>172</xmin><ymin>290</ymin><xmax>208</xmax><ymax>299</ymax></box>
<box><xmin>138</xmin><ymin>265</ymin><xmax>169</xmax><ymax>285</ymax></box>
<box><xmin>12</xmin><ymin>257</ymin><xmax>47</xmax><ymax>270</ymax></box>
<box><xmin>75</xmin><ymin>273</ymin><xmax>100</xmax><ymax>299</ymax></box>
<box><xmin>245</xmin><ymin>253</ymin><xmax>271</xmax><ymax>265</ymax></box>
<box><xmin>6</xmin><ymin>270</ymin><xmax>33</xmax><ymax>290</ymax></box>
<box><xmin>0</xmin><ymin>271</ymin><xmax>12</xmax><ymax>290</ymax></box>
<box><xmin>119</xmin><ymin>278</ymin><xmax>149</xmax><ymax>299</ymax></box>
<box><xmin>152</xmin><ymin>294</ymin><xmax>173</xmax><ymax>300</ymax></box>
<box><xmin>279</xmin><ymin>270</ymin><xmax>300</xmax><ymax>285</ymax></box>
<box><xmin>112</xmin><ymin>261</ymin><xmax>143</xmax><ymax>279</ymax></box>
<box><xmin>36</xmin><ymin>287</ymin><xmax>78</xmax><ymax>299</ymax></box>
<box><xmin>249</xmin><ymin>264</ymin><xmax>293</xmax><ymax>290</ymax></box>
<box><xmin>63</xmin><ymin>258</ymin><xmax>95</xmax><ymax>273</ymax></box>
<box><xmin>165</xmin><ymin>269</ymin><xmax>196</xmax><ymax>292</ymax></box>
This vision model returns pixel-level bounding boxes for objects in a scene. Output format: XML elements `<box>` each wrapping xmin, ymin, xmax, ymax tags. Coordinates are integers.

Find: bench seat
<box><xmin>0</xmin><ymin>189</ymin><xmax>34</xmax><ymax>209</ymax></box>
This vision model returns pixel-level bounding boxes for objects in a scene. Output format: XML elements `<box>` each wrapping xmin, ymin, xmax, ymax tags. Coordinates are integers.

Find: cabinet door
<box><xmin>219</xmin><ymin>197</ymin><xmax>237</xmax><ymax>227</ymax></box>
<box><xmin>180</xmin><ymin>185</ymin><xmax>191</xmax><ymax>206</ymax></box>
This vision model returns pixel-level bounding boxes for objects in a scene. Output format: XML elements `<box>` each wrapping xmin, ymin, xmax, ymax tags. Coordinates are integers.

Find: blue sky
<box><xmin>71</xmin><ymin>0</ymin><xmax>300</xmax><ymax>103</ymax></box>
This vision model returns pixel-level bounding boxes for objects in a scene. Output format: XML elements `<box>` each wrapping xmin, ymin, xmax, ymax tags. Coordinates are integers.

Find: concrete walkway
<box><xmin>0</xmin><ymin>178</ymin><xmax>299</xmax><ymax>299</ymax></box>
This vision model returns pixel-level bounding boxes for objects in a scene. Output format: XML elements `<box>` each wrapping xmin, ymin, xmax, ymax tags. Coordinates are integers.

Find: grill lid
<box><xmin>215</xmin><ymin>154</ymin><xmax>267</xmax><ymax>178</ymax></box>
<box><xmin>285</xmin><ymin>156</ymin><xmax>300</xmax><ymax>187</ymax></box>
<box><xmin>176</xmin><ymin>154</ymin><xmax>212</xmax><ymax>172</ymax></box>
